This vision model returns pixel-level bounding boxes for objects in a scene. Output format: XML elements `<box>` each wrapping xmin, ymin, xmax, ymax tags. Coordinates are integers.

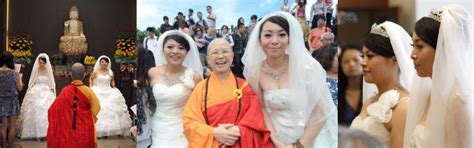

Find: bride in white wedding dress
<box><xmin>406</xmin><ymin>5</ymin><xmax>473</xmax><ymax>148</ymax></box>
<box><xmin>90</xmin><ymin>55</ymin><xmax>132</xmax><ymax>137</ymax></box>
<box><xmin>17</xmin><ymin>53</ymin><xmax>56</xmax><ymax>139</ymax></box>
<box><xmin>147</xmin><ymin>30</ymin><xmax>202</xmax><ymax>147</ymax></box>
<box><xmin>349</xmin><ymin>21</ymin><xmax>415</xmax><ymax>147</ymax></box>
<box><xmin>242</xmin><ymin>12</ymin><xmax>337</xmax><ymax>147</ymax></box>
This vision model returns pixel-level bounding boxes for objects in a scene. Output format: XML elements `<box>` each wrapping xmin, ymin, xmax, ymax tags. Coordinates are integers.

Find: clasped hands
<box><xmin>213</xmin><ymin>123</ymin><xmax>240</xmax><ymax>147</ymax></box>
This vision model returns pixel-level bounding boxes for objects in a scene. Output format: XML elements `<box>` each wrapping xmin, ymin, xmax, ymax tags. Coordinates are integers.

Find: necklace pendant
<box><xmin>273</xmin><ymin>75</ymin><xmax>280</xmax><ymax>81</ymax></box>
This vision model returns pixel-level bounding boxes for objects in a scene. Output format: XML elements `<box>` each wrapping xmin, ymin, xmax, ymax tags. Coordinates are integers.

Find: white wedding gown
<box><xmin>350</xmin><ymin>90</ymin><xmax>407</xmax><ymax>147</ymax></box>
<box><xmin>151</xmin><ymin>68</ymin><xmax>195</xmax><ymax>148</ymax></box>
<box><xmin>264</xmin><ymin>89</ymin><xmax>336</xmax><ymax>147</ymax></box>
<box><xmin>409</xmin><ymin>125</ymin><xmax>426</xmax><ymax>148</ymax></box>
<box><xmin>17</xmin><ymin>75</ymin><xmax>56</xmax><ymax>139</ymax></box>
<box><xmin>92</xmin><ymin>74</ymin><xmax>132</xmax><ymax>137</ymax></box>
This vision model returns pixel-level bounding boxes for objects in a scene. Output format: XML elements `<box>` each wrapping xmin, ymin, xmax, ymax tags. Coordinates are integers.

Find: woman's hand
<box><xmin>213</xmin><ymin>124</ymin><xmax>240</xmax><ymax>146</ymax></box>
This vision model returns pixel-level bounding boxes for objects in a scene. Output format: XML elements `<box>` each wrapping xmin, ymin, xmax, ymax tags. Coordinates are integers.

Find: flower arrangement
<box><xmin>7</xmin><ymin>32</ymin><xmax>34</xmax><ymax>64</ymax></box>
<box><xmin>114</xmin><ymin>29</ymin><xmax>137</xmax><ymax>63</ymax></box>
<box><xmin>84</xmin><ymin>55</ymin><xmax>96</xmax><ymax>65</ymax></box>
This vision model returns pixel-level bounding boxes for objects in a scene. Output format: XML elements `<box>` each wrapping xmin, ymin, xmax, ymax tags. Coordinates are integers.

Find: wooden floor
<box><xmin>11</xmin><ymin>137</ymin><xmax>135</xmax><ymax>148</ymax></box>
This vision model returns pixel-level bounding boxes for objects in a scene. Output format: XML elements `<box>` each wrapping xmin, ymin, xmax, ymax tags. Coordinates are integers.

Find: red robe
<box><xmin>183</xmin><ymin>72</ymin><xmax>273</xmax><ymax>148</ymax></box>
<box><xmin>47</xmin><ymin>84</ymin><xmax>97</xmax><ymax>148</ymax></box>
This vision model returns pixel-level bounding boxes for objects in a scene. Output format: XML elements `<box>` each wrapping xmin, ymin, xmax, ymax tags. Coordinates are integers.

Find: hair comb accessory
<box><xmin>428</xmin><ymin>9</ymin><xmax>442</xmax><ymax>22</ymax></box>
<box><xmin>370</xmin><ymin>23</ymin><xmax>389</xmax><ymax>38</ymax></box>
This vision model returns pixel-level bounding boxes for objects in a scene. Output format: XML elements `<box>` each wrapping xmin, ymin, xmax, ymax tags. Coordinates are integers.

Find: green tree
<box><xmin>136</xmin><ymin>29</ymin><xmax>147</xmax><ymax>44</ymax></box>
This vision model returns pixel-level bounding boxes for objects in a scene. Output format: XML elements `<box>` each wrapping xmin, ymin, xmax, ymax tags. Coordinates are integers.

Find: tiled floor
<box><xmin>11</xmin><ymin>137</ymin><xmax>136</xmax><ymax>148</ymax></box>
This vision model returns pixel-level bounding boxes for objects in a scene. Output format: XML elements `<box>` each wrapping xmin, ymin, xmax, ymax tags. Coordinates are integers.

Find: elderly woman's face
<box><xmin>207</xmin><ymin>40</ymin><xmax>234</xmax><ymax>74</ymax></box>
<box><xmin>259</xmin><ymin>21</ymin><xmax>289</xmax><ymax>59</ymax></box>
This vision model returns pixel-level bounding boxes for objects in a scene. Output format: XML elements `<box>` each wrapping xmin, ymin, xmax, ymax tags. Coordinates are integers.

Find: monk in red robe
<box><xmin>47</xmin><ymin>63</ymin><xmax>100</xmax><ymax>148</ymax></box>
<box><xmin>183</xmin><ymin>39</ymin><xmax>273</xmax><ymax>148</ymax></box>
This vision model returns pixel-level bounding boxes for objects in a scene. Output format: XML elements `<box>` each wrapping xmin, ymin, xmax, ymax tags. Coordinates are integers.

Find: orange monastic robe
<box><xmin>183</xmin><ymin>72</ymin><xmax>273</xmax><ymax>148</ymax></box>
<box><xmin>47</xmin><ymin>80</ymin><xmax>100</xmax><ymax>148</ymax></box>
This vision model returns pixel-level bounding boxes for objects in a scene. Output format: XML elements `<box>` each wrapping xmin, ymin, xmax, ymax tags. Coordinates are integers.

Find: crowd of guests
<box><xmin>144</xmin><ymin>0</ymin><xmax>338</xmax><ymax>79</ymax></box>
<box><xmin>144</xmin><ymin>6</ymin><xmax>256</xmax><ymax>79</ymax></box>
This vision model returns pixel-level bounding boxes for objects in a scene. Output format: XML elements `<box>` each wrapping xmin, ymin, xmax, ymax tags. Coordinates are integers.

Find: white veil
<box><xmin>93</xmin><ymin>55</ymin><xmax>114</xmax><ymax>76</ymax></box>
<box><xmin>28</xmin><ymin>53</ymin><xmax>56</xmax><ymax>92</ymax></box>
<box><xmin>362</xmin><ymin>21</ymin><xmax>416</xmax><ymax>102</ymax></box>
<box><xmin>405</xmin><ymin>4</ymin><xmax>473</xmax><ymax>147</ymax></box>
<box><xmin>154</xmin><ymin>30</ymin><xmax>203</xmax><ymax>78</ymax></box>
<box><xmin>242</xmin><ymin>11</ymin><xmax>337</xmax><ymax>146</ymax></box>
<box><xmin>380</xmin><ymin>21</ymin><xmax>416</xmax><ymax>91</ymax></box>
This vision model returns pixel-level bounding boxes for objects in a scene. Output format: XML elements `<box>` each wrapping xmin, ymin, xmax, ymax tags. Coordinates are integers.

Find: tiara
<box><xmin>370</xmin><ymin>23</ymin><xmax>388</xmax><ymax>38</ymax></box>
<box><xmin>428</xmin><ymin>9</ymin><xmax>442</xmax><ymax>22</ymax></box>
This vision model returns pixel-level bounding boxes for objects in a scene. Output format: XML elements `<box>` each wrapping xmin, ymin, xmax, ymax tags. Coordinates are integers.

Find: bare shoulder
<box><xmin>148</xmin><ymin>66</ymin><xmax>164</xmax><ymax>76</ymax></box>
<box><xmin>192</xmin><ymin>70</ymin><xmax>202</xmax><ymax>84</ymax></box>
<box><xmin>394</xmin><ymin>90</ymin><xmax>410</xmax><ymax>112</ymax></box>
<box><xmin>393</xmin><ymin>97</ymin><xmax>408</xmax><ymax>114</ymax></box>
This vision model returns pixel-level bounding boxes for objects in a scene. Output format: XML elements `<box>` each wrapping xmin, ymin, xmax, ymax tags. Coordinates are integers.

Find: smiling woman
<box><xmin>145</xmin><ymin>30</ymin><xmax>202</xmax><ymax>148</ymax></box>
<box><xmin>242</xmin><ymin>11</ymin><xmax>337</xmax><ymax>148</ymax></box>
<box><xmin>182</xmin><ymin>38</ymin><xmax>273</xmax><ymax>148</ymax></box>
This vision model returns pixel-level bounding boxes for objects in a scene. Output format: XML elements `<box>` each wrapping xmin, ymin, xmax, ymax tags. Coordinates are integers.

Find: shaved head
<box><xmin>207</xmin><ymin>38</ymin><xmax>232</xmax><ymax>55</ymax></box>
<box><xmin>71</xmin><ymin>63</ymin><xmax>85</xmax><ymax>80</ymax></box>
<box><xmin>206</xmin><ymin>38</ymin><xmax>234</xmax><ymax>74</ymax></box>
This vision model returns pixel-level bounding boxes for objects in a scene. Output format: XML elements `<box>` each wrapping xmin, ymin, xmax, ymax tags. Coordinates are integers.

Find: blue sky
<box><xmin>138</xmin><ymin>0</ymin><xmax>283</xmax><ymax>30</ymax></box>
<box><xmin>137</xmin><ymin>0</ymin><xmax>338</xmax><ymax>30</ymax></box>
<box><xmin>137</xmin><ymin>0</ymin><xmax>340</xmax><ymax>31</ymax></box>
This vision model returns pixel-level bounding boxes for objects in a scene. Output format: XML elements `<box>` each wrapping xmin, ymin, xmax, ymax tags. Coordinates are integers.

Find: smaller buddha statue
<box><xmin>59</xmin><ymin>6</ymin><xmax>88</xmax><ymax>56</ymax></box>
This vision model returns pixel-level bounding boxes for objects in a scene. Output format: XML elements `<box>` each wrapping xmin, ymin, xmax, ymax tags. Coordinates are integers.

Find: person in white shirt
<box><xmin>206</xmin><ymin>5</ymin><xmax>216</xmax><ymax>29</ymax></box>
<box><xmin>310</xmin><ymin>0</ymin><xmax>327</xmax><ymax>25</ymax></box>
<box><xmin>281</xmin><ymin>0</ymin><xmax>290</xmax><ymax>12</ymax></box>
<box><xmin>187</xmin><ymin>8</ymin><xmax>195</xmax><ymax>25</ymax></box>
<box><xmin>143</xmin><ymin>27</ymin><xmax>159</xmax><ymax>54</ymax></box>
<box><xmin>196</xmin><ymin>11</ymin><xmax>208</xmax><ymax>30</ymax></box>
<box><xmin>219</xmin><ymin>25</ymin><xmax>234</xmax><ymax>47</ymax></box>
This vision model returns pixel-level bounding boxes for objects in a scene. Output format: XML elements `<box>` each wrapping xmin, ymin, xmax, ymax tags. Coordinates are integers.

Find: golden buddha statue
<box><xmin>59</xmin><ymin>6</ymin><xmax>88</xmax><ymax>56</ymax></box>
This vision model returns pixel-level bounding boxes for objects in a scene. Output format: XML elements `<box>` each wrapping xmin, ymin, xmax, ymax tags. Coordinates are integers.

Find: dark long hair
<box><xmin>137</xmin><ymin>46</ymin><xmax>156</xmax><ymax>111</ymax></box>
<box><xmin>338</xmin><ymin>44</ymin><xmax>363</xmax><ymax>125</ymax></box>
<box><xmin>259</xmin><ymin>15</ymin><xmax>290</xmax><ymax>39</ymax></box>
<box><xmin>414</xmin><ymin>17</ymin><xmax>440</xmax><ymax>49</ymax></box>
<box><xmin>312</xmin><ymin>44</ymin><xmax>337</xmax><ymax>71</ymax></box>
<box><xmin>363</xmin><ymin>32</ymin><xmax>395</xmax><ymax>58</ymax></box>
<box><xmin>136</xmin><ymin>46</ymin><xmax>156</xmax><ymax>134</ymax></box>
<box><xmin>163</xmin><ymin>34</ymin><xmax>191</xmax><ymax>52</ymax></box>
<box><xmin>298</xmin><ymin>0</ymin><xmax>307</xmax><ymax>6</ymax></box>
<box><xmin>39</xmin><ymin>57</ymin><xmax>47</xmax><ymax>63</ymax></box>
<box><xmin>1</xmin><ymin>53</ymin><xmax>15</xmax><ymax>69</ymax></box>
